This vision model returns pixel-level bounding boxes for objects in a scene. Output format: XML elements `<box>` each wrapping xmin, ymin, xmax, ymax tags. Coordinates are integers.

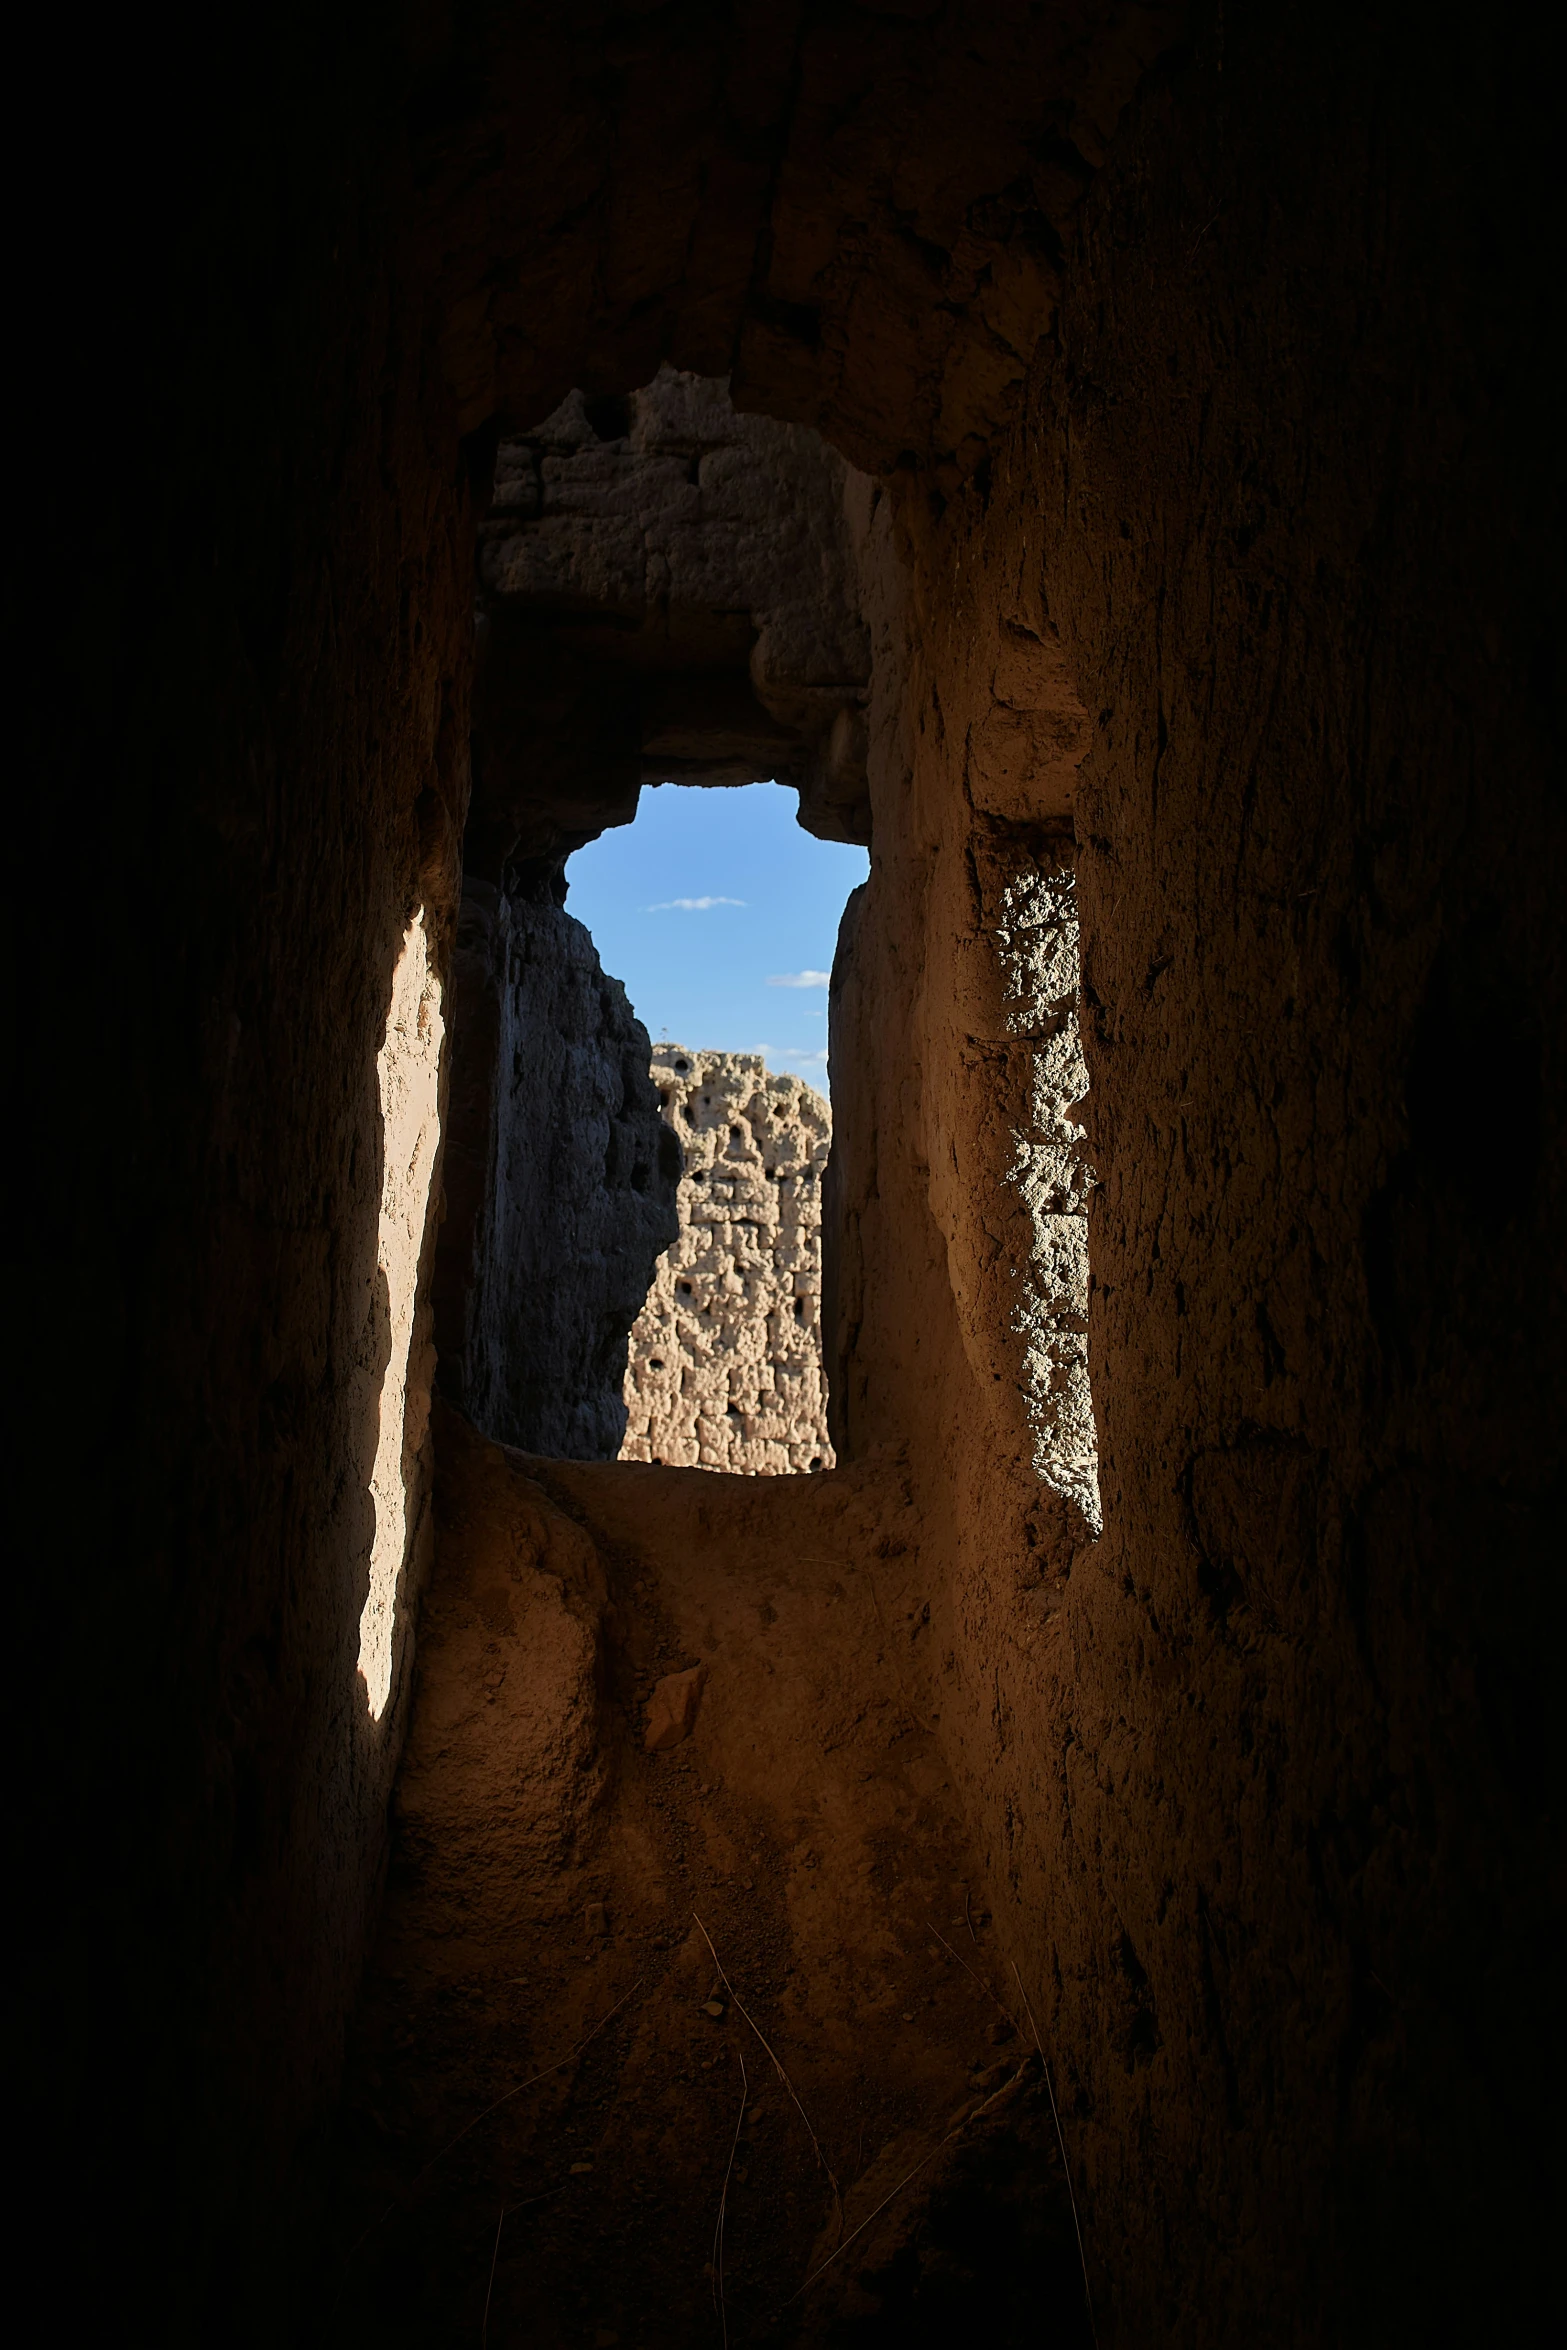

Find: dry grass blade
<box><xmin>928</xmin><ymin>1920</ymin><xmax>1018</xmax><ymax>2033</ymax></box>
<box><xmin>787</xmin><ymin>2060</ymin><xmax>1030</xmax><ymax>2304</ymax></box>
<box><xmin>692</xmin><ymin>1914</ymin><xmax>842</xmax><ymax>2223</ymax></box>
<box><xmin>788</xmin><ymin>2140</ymin><xmax>946</xmax><ymax>2303</ymax></box>
<box><xmin>1011</xmin><ymin>1958</ymin><xmax>1098</xmax><ymax>2350</ymax></box>
<box><xmin>422</xmin><ymin>1978</ymin><xmax>644</xmax><ymax>2177</ymax></box>
<box><xmin>711</xmin><ymin>2045</ymin><xmax>748</xmax><ymax>2348</ymax></box>
<box><xmin>334</xmin><ymin>1979</ymin><xmax>644</xmax><ymax>2295</ymax></box>
<box><xmin>481</xmin><ymin>2206</ymin><xmax>505</xmax><ymax>2347</ymax></box>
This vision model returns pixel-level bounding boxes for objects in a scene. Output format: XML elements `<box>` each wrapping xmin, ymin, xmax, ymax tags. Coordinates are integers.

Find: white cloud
<box><xmin>766</xmin><ymin>969</ymin><xmax>831</xmax><ymax>988</ymax></box>
<box><xmin>645</xmin><ymin>894</ymin><xmax>746</xmax><ymax>912</ymax></box>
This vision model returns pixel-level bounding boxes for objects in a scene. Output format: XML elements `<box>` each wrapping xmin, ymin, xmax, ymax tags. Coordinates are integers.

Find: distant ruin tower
<box><xmin>620</xmin><ymin>1048</ymin><xmax>834</xmax><ymax>1474</ymax></box>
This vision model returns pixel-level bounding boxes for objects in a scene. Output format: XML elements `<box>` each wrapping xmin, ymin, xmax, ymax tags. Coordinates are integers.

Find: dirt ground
<box><xmin>312</xmin><ymin>1409</ymin><xmax>1092</xmax><ymax>2347</ymax></box>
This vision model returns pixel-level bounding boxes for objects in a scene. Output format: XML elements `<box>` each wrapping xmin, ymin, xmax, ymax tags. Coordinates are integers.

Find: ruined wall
<box><xmin>420</xmin><ymin>0</ymin><xmax>1186</xmax><ymax>478</ymax></box>
<box><xmin>471</xmin><ymin>365</ymin><xmax>872</xmax><ymax>882</ymax></box>
<box><xmin>23</xmin><ymin>3</ymin><xmax>1561</xmax><ymax>2339</ymax></box>
<box><xmin>434</xmin><ymin>881</ymin><xmax>679</xmax><ymax>1458</ymax></box>
<box><xmin>823</xmin><ymin>11</ymin><xmax>1565</xmax><ymax>2340</ymax></box>
<box><xmin>621</xmin><ymin>1048</ymin><xmax>833</xmax><ymax>1474</ymax></box>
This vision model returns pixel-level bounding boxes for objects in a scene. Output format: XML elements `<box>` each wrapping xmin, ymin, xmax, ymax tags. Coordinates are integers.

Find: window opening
<box><xmin>565</xmin><ymin>776</ymin><xmax>861</xmax><ymax>1479</ymax></box>
<box><xmin>993</xmin><ymin>851</ymin><xmax>1101</xmax><ymax>1534</ymax></box>
<box><xmin>456</xmin><ymin>368</ymin><xmax>870</xmax><ymax>1472</ymax></box>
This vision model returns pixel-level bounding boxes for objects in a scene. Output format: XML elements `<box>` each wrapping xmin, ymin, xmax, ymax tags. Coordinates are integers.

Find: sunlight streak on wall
<box><xmin>358</xmin><ymin>907</ymin><xmax>444</xmax><ymax>1719</ymax></box>
<box><xmin>996</xmin><ymin>861</ymin><xmax>1102</xmax><ymax>1534</ymax></box>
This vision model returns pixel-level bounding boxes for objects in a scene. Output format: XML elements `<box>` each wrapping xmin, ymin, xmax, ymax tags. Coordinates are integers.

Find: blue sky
<box><xmin>564</xmin><ymin>782</ymin><xmax>868</xmax><ymax>1091</ymax></box>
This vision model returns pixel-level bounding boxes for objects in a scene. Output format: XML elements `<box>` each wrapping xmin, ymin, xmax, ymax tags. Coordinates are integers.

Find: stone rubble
<box><xmin>620</xmin><ymin>1048</ymin><xmax>834</xmax><ymax>1475</ymax></box>
<box><xmin>643</xmin><ymin>1665</ymin><xmax>707</xmax><ymax>1753</ymax></box>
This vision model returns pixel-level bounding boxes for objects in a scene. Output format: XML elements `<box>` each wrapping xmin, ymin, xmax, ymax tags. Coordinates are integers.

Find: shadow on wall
<box><xmin>433</xmin><ymin>880</ymin><xmax>681</xmax><ymax>1459</ymax></box>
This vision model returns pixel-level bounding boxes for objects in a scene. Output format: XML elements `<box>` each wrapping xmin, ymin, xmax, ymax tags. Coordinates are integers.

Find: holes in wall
<box><xmin>581</xmin><ymin>391</ymin><xmax>633</xmax><ymax>443</ymax></box>
<box><xmin>992</xmin><ymin>846</ymin><xmax>1101</xmax><ymax>1535</ymax></box>
<box><xmin>468</xmin><ymin>383</ymin><xmax>867</xmax><ymax>1474</ymax></box>
<box><xmin>358</xmin><ymin>907</ymin><xmax>444</xmax><ymax>1720</ymax></box>
<box><xmin>578</xmin><ymin>967</ymin><xmax>840</xmax><ymax>1480</ymax></box>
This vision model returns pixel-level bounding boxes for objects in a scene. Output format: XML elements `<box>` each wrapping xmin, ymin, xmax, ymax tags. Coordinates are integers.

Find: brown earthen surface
<box><xmin>819</xmin><ymin>31</ymin><xmax>1565</xmax><ymax>2333</ymax></box>
<box><xmin>621</xmin><ymin>1049</ymin><xmax>834</xmax><ymax>1475</ymax></box>
<box><xmin>21</xmin><ymin>6</ymin><xmax>1562</xmax><ymax>2341</ymax></box>
<box><xmin>318</xmin><ymin>1410</ymin><xmax>1090</xmax><ymax>2347</ymax></box>
<box><xmin>471</xmin><ymin>367</ymin><xmax>872</xmax><ymax>883</ymax></box>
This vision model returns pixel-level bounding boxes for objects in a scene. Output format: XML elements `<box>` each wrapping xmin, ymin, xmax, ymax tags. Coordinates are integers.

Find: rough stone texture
<box><xmin>642</xmin><ymin>1661</ymin><xmax>706</xmax><ymax>1751</ymax></box>
<box><xmin>822</xmin><ymin>21</ymin><xmax>1565</xmax><ymax>2339</ymax></box>
<box><xmin>471</xmin><ymin>366</ymin><xmax>873</xmax><ymax>880</ymax></box>
<box><xmin>420</xmin><ymin>1</ymin><xmax>1187</xmax><ymax>480</ymax></box>
<box><xmin>433</xmin><ymin>881</ymin><xmax>680</xmax><ymax>1459</ymax></box>
<box><xmin>993</xmin><ymin>856</ymin><xmax>1098</xmax><ymax>1528</ymax></box>
<box><xmin>621</xmin><ymin>1047</ymin><xmax>834</xmax><ymax>1475</ymax></box>
<box><xmin>319</xmin><ymin>1409</ymin><xmax>1091</xmax><ymax>2348</ymax></box>
<box><xmin>358</xmin><ymin>909</ymin><xmax>446</xmax><ymax>1721</ymax></box>
<box><xmin>25</xmin><ymin>6</ymin><xmax>1562</xmax><ymax>2340</ymax></box>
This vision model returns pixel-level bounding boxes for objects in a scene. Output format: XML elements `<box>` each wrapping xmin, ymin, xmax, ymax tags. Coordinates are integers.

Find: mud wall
<box><xmin>472</xmin><ymin>368</ymin><xmax>873</xmax><ymax>881</ymax></box>
<box><xmin>17</xmin><ymin>3</ymin><xmax>1561</xmax><ymax>2339</ymax></box>
<box><xmin>826</xmin><ymin>12</ymin><xmax>1564</xmax><ymax>2338</ymax></box>
<box><xmin>621</xmin><ymin>1048</ymin><xmax>833</xmax><ymax>1473</ymax></box>
<box><xmin>434</xmin><ymin>880</ymin><xmax>679</xmax><ymax>1457</ymax></box>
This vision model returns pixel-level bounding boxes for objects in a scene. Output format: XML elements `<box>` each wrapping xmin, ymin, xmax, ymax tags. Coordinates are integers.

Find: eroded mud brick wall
<box><xmin>432</xmin><ymin>364</ymin><xmax>871</xmax><ymax>1466</ymax></box>
<box><xmin>21</xmin><ymin>2</ymin><xmax>1562</xmax><ymax>2338</ymax></box>
<box><xmin>622</xmin><ymin>1048</ymin><xmax>833</xmax><ymax>1474</ymax></box>
<box><xmin>434</xmin><ymin>880</ymin><xmax>679</xmax><ymax>1459</ymax></box>
<box><xmin>466</xmin><ymin>366</ymin><xmax>873</xmax><ymax>881</ymax></box>
<box><xmin>825</xmin><ymin>19</ymin><xmax>1565</xmax><ymax>2342</ymax></box>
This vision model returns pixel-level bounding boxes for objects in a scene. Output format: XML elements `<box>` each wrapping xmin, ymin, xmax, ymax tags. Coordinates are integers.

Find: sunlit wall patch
<box><xmin>994</xmin><ymin>858</ymin><xmax>1101</xmax><ymax>1535</ymax></box>
<box><xmin>359</xmin><ymin>907</ymin><xmax>444</xmax><ymax>1719</ymax></box>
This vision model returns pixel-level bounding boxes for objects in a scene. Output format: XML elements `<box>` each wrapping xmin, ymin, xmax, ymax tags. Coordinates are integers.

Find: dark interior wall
<box><xmin>1029</xmin><ymin>18</ymin><xmax>1564</xmax><ymax>2328</ymax></box>
<box><xmin>413</xmin><ymin>0</ymin><xmax>1187</xmax><ymax>469</ymax></box>
<box><xmin>825</xmin><ymin>8</ymin><xmax>1564</xmax><ymax>2337</ymax></box>
<box><xmin>16</xmin><ymin>8</ymin><xmax>474</xmax><ymax>2327</ymax></box>
<box><xmin>14</xmin><ymin>1</ymin><xmax>1561</xmax><ymax>2337</ymax></box>
<box><xmin>469</xmin><ymin>371</ymin><xmax>874</xmax><ymax>879</ymax></box>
